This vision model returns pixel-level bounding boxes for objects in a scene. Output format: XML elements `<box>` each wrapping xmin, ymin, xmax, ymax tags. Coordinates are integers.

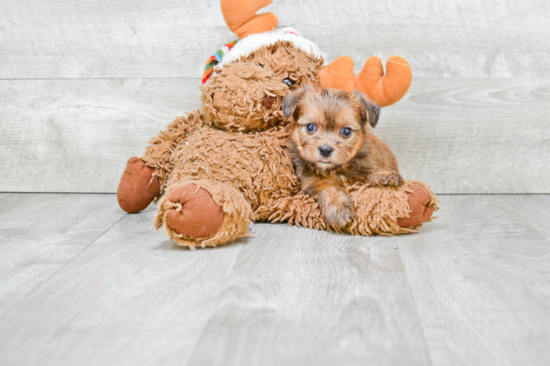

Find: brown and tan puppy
<box><xmin>283</xmin><ymin>86</ymin><xmax>404</xmax><ymax>229</ymax></box>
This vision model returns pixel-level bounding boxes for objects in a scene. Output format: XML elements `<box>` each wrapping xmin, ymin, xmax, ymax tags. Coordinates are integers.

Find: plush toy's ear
<box><xmin>220</xmin><ymin>0</ymin><xmax>278</xmax><ymax>39</ymax></box>
<box><xmin>354</xmin><ymin>90</ymin><xmax>380</xmax><ymax>128</ymax></box>
<box><xmin>282</xmin><ymin>87</ymin><xmax>308</xmax><ymax>121</ymax></box>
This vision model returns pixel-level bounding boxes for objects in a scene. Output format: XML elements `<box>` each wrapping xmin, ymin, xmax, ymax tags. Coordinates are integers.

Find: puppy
<box><xmin>283</xmin><ymin>86</ymin><xmax>403</xmax><ymax>229</ymax></box>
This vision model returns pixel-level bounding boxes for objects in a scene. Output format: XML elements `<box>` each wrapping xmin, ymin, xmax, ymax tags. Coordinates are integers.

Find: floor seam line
<box><xmin>0</xmin><ymin>214</ymin><xmax>127</xmax><ymax>322</ymax></box>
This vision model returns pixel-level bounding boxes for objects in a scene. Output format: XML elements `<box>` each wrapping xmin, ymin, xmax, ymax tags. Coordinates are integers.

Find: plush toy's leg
<box><xmin>117</xmin><ymin>157</ymin><xmax>161</xmax><ymax>213</ymax></box>
<box><xmin>348</xmin><ymin>181</ymin><xmax>438</xmax><ymax>235</ymax></box>
<box><xmin>154</xmin><ymin>179</ymin><xmax>254</xmax><ymax>249</ymax></box>
<box><xmin>259</xmin><ymin>181</ymin><xmax>438</xmax><ymax>236</ymax></box>
<box><xmin>355</xmin><ymin>56</ymin><xmax>413</xmax><ymax>107</ymax></box>
<box><xmin>256</xmin><ymin>192</ymin><xmax>327</xmax><ymax>230</ymax></box>
<box><xmin>397</xmin><ymin>184</ymin><xmax>435</xmax><ymax>228</ymax></box>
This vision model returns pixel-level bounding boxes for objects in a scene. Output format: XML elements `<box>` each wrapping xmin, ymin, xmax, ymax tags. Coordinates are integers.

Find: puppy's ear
<box><xmin>282</xmin><ymin>86</ymin><xmax>308</xmax><ymax>121</ymax></box>
<box><xmin>354</xmin><ymin>90</ymin><xmax>380</xmax><ymax>128</ymax></box>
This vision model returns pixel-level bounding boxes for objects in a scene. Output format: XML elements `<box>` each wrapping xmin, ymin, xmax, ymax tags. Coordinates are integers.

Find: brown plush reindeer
<box><xmin>117</xmin><ymin>0</ymin><xmax>437</xmax><ymax>249</ymax></box>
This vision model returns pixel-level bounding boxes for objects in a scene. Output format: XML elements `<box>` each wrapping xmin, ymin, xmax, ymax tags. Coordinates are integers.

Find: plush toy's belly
<box><xmin>168</xmin><ymin>126</ymin><xmax>298</xmax><ymax>209</ymax></box>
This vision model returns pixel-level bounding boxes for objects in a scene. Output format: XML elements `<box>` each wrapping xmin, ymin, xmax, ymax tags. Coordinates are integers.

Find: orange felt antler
<box><xmin>356</xmin><ymin>56</ymin><xmax>412</xmax><ymax>107</ymax></box>
<box><xmin>220</xmin><ymin>0</ymin><xmax>278</xmax><ymax>39</ymax></box>
<box><xmin>317</xmin><ymin>56</ymin><xmax>356</xmax><ymax>93</ymax></box>
<box><xmin>319</xmin><ymin>55</ymin><xmax>412</xmax><ymax>107</ymax></box>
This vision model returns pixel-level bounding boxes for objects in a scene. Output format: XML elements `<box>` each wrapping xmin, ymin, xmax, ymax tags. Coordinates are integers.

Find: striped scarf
<box><xmin>202</xmin><ymin>26</ymin><xmax>301</xmax><ymax>84</ymax></box>
<box><xmin>202</xmin><ymin>40</ymin><xmax>239</xmax><ymax>84</ymax></box>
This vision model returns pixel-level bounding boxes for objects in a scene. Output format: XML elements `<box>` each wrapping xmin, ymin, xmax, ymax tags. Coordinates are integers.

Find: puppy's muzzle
<box><xmin>319</xmin><ymin>145</ymin><xmax>333</xmax><ymax>157</ymax></box>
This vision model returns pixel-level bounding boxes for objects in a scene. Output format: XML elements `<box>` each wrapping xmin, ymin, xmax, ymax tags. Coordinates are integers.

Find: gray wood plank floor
<box><xmin>1</xmin><ymin>194</ymin><xmax>549</xmax><ymax>366</ymax></box>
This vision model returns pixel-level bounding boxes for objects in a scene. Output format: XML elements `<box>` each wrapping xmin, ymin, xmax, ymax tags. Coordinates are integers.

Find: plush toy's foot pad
<box><xmin>165</xmin><ymin>184</ymin><xmax>225</xmax><ymax>239</ymax></box>
<box><xmin>397</xmin><ymin>184</ymin><xmax>434</xmax><ymax>228</ymax></box>
<box><xmin>117</xmin><ymin>157</ymin><xmax>161</xmax><ymax>213</ymax></box>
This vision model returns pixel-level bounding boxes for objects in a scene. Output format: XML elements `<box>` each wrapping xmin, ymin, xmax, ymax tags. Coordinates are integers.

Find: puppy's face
<box><xmin>283</xmin><ymin>86</ymin><xmax>380</xmax><ymax>172</ymax></box>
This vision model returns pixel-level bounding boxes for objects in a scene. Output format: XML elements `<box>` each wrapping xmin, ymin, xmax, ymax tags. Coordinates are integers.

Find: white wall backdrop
<box><xmin>1</xmin><ymin>0</ymin><xmax>549</xmax><ymax>193</ymax></box>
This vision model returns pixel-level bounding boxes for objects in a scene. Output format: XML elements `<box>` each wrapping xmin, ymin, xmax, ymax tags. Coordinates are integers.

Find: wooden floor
<box><xmin>0</xmin><ymin>193</ymin><xmax>549</xmax><ymax>366</ymax></box>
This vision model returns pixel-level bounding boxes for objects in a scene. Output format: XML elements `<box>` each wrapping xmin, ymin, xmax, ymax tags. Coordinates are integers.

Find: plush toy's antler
<box><xmin>356</xmin><ymin>56</ymin><xmax>412</xmax><ymax>107</ymax></box>
<box><xmin>317</xmin><ymin>56</ymin><xmax>356</xmax><ymax>93</ymax></box>
<box><xmin>220</xmin><ymin>0</ymin><xmax>278</xmax><ymax>39</ymax></box>
<box><xmin>319</xmin><ymin>55</ymin><xmax>412</xmax><ymax>107</ymax></box>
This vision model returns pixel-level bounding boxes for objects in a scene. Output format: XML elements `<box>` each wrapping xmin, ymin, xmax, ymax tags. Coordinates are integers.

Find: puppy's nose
<box><xmin>319</xmin><ymin>145</ymin><xmax>333</xmax><ymax>157</ymax></box>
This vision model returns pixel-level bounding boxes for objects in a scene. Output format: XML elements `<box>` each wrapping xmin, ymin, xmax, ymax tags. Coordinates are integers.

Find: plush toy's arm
<box><xmin>319</xmin><ymin>55</ymin><xmax>412</xmax><ymax>107</ymax></box>
<box><xmin>141</xmin><ymin>110</ymin><xmax>203</xmax><ymax>190</ymax></box>
<box><xmin>117</xmin><ymin>111</ymin><xmax>203</xmax><ymax>213</ymax></box>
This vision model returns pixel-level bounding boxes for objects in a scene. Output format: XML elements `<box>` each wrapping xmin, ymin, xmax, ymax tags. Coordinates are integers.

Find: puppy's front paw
<box><xmin>367</xmin><ymin>170</ymin><xmax>404</xmax><ymax>187</ymax></box>
<box><xmin>318</xmin><ymin>187</ymin><xmax>355</xmax><ymax>229</ymax></box>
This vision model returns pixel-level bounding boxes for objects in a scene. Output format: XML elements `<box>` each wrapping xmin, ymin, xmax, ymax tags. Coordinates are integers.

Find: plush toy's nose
<box><xmin>262</xmin><ymin>95</ymin><xmax>276</xmax><ymax>109</ymax></box>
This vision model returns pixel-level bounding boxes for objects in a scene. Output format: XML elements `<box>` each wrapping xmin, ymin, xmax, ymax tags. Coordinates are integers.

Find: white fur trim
<box><xmin>218</xmin><ymin>27</ymin><xmax>326</xmax><ymax>67</ymax></box>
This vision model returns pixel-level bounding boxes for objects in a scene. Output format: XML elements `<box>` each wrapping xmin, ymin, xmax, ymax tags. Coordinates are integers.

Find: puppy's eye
<box><xmin>305</xmin><ymin>123</ymin><xmax>317</xmax><ymax>133</ymax></box>
<box><xmin>341</xmin><ymin>127</ymin><xmax>353</xmax><ymax>138</ymax></box>
<box><xmin>283</xmin><ymin>78</ymin><xmax>294</xmax><ymax>87</ymax></box>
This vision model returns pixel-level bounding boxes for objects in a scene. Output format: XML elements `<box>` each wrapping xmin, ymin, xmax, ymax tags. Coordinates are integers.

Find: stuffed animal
<box><xmin>117</xmin><ymin>0</ymin><xmax>439</xmax><ymax>249</ymax></box>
